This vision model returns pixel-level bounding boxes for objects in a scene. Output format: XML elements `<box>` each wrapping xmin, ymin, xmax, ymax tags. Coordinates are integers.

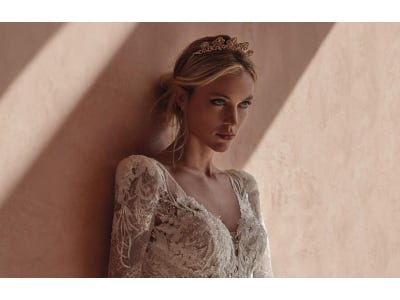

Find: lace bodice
<box><xmin>107</xmin><ymin>154</ymin><xmax>273</xmax><ymax>278</ymax></box>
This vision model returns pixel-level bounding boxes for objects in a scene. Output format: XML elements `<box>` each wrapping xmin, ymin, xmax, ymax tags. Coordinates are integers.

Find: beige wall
<box><xmin>0</xmin><ymin>22</ymin><xmax>399</xmax><ymax>277</ymax></box>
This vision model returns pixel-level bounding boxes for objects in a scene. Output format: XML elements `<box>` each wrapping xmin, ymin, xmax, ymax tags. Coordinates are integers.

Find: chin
<box><xmin>211</xmin><ymin>144</ymin><xmax>230</xmax><ymax>152</ymax></box>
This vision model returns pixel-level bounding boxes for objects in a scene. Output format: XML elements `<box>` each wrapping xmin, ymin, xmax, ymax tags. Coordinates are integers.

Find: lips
<box><xmin>216</xmin><ymin>133</ymin><xmax>235</xmax><ymax>140</ymax></box>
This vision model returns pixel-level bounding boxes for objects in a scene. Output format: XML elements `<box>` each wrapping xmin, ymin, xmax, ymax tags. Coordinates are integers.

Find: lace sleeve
<box><xmin>107</xmin><ymin>155</ymin><xmax>163</xmax><ymax>277</ymax></box>
<box><xmin>240</xmin><ymin>170</ymin><xmax>274</xmax><ymax>278</ymax></box>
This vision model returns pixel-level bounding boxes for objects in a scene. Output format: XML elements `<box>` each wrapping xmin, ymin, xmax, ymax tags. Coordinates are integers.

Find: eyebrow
<box><xmin>209</xmin><ymin>93</ymin><xmax>254</xmax><ymax>102</ymax></box>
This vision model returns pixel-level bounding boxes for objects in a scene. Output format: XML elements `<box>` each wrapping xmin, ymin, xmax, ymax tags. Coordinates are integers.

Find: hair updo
<box><xmin>152</xmin><ymin>34</ymin><xmax>257</xmax><ymax>165</ymax></box>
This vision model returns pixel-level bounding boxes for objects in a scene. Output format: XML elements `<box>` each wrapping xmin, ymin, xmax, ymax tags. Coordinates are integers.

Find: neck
<box><xmin>177</xmin><ymin>156</ymin><xmax>217</xmax><ymax>178</ymax></box>
<box><xmin>159</xmin><ymin>137</ymin><xmax>220</xmax><ymax>178</ymax></box>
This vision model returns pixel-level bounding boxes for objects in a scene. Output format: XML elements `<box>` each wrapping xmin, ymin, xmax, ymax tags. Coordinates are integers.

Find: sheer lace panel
<box><xmin>229</xmin><ymin>170</ymin><xmax>274</xmax><ymax>278</ymax></box>
<box><xmin>107</xmin><ymin>156</ymin><xmax>163</xmax><ymax>277</ymax></box>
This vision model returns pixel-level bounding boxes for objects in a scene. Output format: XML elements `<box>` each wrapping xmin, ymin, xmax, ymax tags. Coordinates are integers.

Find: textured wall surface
<box><xmin>0</xmin><ymin>23</ymin><xmax>399</xmax><ymax>277</ymax></box>
<box><xmin>241</xmin><ymin>23</ymin><xmax>400</xmax><ymax>277</ymax></box>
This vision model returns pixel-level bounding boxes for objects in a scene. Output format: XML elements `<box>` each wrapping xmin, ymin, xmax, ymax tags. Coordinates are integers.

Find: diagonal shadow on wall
<box><xmin>0</xmin><ymin>23</ymin><xmax>334</xmax><ymax>277</ymax></box>
<box><xmin>0</xmin><ymin>23</ymin><xmax>63</xmax><ymax>101</ymax></box>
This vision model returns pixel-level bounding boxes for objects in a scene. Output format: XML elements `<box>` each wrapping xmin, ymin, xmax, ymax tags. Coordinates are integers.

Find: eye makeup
<box><xmin>210</xmin><ymin>98</ymin><xmax>252</xmax><ymax>108</ymax></box>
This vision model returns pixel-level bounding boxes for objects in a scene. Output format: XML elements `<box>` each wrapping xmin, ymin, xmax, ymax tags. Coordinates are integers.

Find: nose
<box><xmin>223</xmin><ymin>106</ymin><xmax>238</xmax><ymax>125</ymax></box>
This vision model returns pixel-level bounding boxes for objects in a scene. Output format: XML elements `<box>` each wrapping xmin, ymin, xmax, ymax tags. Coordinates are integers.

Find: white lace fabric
<box><xmin>107</xmin><ymin>155</ymin><xmax>273</xmax><ymax>278</ymax></box>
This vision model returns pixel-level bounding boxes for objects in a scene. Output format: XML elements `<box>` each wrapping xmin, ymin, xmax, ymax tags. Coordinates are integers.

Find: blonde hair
<box><xmin>152</xmin><ymin>34</ymin><xmax>257</xmax><ymax>166</ymax></box>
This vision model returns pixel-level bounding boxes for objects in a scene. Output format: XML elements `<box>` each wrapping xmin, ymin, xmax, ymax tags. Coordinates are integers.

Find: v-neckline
<box><xmin>149</xmin><ymin>157</ymin><xmax>244</xmax><ymax>240</ymax></box>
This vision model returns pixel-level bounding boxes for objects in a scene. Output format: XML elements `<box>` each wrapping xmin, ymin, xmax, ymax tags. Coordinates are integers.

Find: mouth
<box><xmin>216</xmin><ymin>133</ymin><xmax>235</xmax><ymax>140</ymax></box>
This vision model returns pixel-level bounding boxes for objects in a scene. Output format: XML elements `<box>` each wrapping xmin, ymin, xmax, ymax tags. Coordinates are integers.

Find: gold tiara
<box><xmin>191</xmin><ymin>36</ymin><xmax>254</xmax><ymax>57</ymax></box>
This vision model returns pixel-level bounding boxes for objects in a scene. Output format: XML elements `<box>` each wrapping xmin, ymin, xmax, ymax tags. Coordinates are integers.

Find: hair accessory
<box><xmin>191</xmin><ymin>36</ymin><xmax>254</xmax><ymax>57</ymax></box>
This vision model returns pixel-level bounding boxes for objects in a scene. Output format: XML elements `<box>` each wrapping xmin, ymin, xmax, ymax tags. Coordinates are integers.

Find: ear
<box><xmin>176</xmin><ymin>86</ymin><xmax>189</xmax><ymax>111</ymax></box>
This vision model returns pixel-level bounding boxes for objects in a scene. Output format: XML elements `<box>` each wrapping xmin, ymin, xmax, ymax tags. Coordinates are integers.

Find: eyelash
<box><xmin>211</xmin><ymin>99</ymin><xmax>252</xmax><ymax>108</ymax></box>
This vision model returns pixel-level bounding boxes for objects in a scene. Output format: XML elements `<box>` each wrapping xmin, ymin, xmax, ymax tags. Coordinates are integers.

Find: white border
<box><xmin>2</xmin><ymin>278</ymin><xmax>400</xmax><ymax>300</ymax></box>
<box><xmin>1</xmin><ymin>0</ymin><xmax>400</xmax><ymax>21</ymax></box>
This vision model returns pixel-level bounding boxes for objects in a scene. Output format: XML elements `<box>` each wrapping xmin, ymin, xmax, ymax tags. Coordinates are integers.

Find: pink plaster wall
<box><xmin>0</xmin><ymin>22</ymin><xmax>399</xmax><ymax>277</ymax></box>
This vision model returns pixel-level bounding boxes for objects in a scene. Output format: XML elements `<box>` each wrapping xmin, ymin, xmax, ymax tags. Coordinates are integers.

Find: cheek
<box><xmin>188</xmin><ymin>113</ymin><xmax>216</xmax><ymax>131</ymax></box>
<box><xmin>187</xmin><ymin>106</ymin><xmax>218</xmax><ymax>132</ymax></box>
<box><xmin>238</xmin><ymin>110</ymin><xmax>248</xmax><ymax>125</ymax></box>
<box><xmin>197</xmin><ymin>104</ymin><xmax>217</xmax><ymax>119</ymax></box>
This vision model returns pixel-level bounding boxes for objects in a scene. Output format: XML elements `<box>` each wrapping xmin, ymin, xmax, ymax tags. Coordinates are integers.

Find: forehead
<box><xmin>194</xmin><ymin>72</ymin><xmax>255</xmax><ymax>98</ymax></box>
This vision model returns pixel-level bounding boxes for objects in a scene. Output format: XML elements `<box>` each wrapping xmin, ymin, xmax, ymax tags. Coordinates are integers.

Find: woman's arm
<box><xmin>240</xmin><ymin>170</ymin><xmax>274</xmax><ymax>278</ymax></box>
<box><xmin>253</xmin><ymin>219</ymin><xmax>274</xmax><ymax>278</ymax></box>
<box><xmin>107</xmin><ymin>155</ymin><xmax>162</xmax><ymax>277</ymax></box>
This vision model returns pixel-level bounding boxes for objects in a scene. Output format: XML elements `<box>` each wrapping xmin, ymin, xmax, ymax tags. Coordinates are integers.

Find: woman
<box><xmin>107</xmin><ymin>35</ymin><xmax>273</xmax><ymax>277</ymax></box>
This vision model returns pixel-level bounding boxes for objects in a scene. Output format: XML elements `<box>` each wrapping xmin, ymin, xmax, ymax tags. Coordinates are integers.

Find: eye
<box><xmin>210</xmin><ymin>99</ymin><xmax>225</xmax><ymax>106</ymax></box>
<box><xmin>239</xmin><ymin>101</ymin><xmax>252</xmax><ymax>109</ymax></box>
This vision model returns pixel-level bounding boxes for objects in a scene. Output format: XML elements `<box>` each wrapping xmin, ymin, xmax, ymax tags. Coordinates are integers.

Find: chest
<box><xmin>169</xmin><ymin>171</ymin><xmax>241</xmax><ymax>233</ymax></box>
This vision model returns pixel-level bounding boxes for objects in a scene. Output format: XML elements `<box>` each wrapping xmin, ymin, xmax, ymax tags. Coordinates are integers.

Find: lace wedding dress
<box><xmin>107</xmin><ymin>155</ymin><xmax>273</xmax><ymax>277</ymax></box>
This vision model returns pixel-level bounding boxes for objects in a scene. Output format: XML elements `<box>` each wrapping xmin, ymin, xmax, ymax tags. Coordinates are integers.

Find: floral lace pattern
<box><xmin>107</xmin><ymin>155</ymin><xmax>273</xmax><ymax>278</ymax></box>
